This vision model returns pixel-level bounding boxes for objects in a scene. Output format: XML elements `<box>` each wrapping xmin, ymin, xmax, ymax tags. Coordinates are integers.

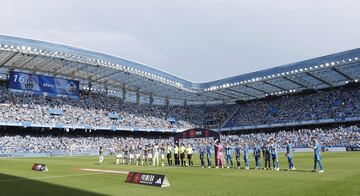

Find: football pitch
<box><xmin>0</xmin><ymin>152</ymin><xmax>359</xmax><ymax>196</ymax></box>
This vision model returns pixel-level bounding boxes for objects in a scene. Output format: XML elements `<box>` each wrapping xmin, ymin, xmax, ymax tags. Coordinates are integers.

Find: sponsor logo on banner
<box><xmin>346</xmin><ymin>146</ymin><xmax>360</xmax><ymax>151</ymax></box>
<box><xmin>0</xmin><ymin>153</ymin><xmax>12</xmax><ymax>158</ymax></box>
<box><xmin>155</xmin><ymin>178</ymin><xmax>162</xmax><ymax>184</ymax></box>
<box><xmin>25</xmin><ymin>76</ymin><xmax>34</xmax><ymax>90</ymax></box>
<box><xmin>67</xmin><ymin>82</ymin><xmax>77</xmax><ymax>93</ymax></box>
<box><xmin>182</xmin><ymin>131</ymin><xmax>187</xmax><ymax>138</ymax></box>
<box><xmin>204</xmin><ymin>130</ymin><xmax>210</xmax><ymax>137</ymax></box>
<box><xmin>126</xmin><ymin>172</ymin><xmax>134</xmax><ymax>182</ymax></box>
<box><xmin>189</xmin><ymin>130</ymin><xmax>196</xmax><ymax>138</ymax></box>
<box><xmin>134</xmin><ymin>172</ymin><xmax>141</xmax><ymax>183</ymax></box>
<box><xmin>125</xmin><ymin>172</ymin><xmax>170</xmax><ymax>188</ymax></box>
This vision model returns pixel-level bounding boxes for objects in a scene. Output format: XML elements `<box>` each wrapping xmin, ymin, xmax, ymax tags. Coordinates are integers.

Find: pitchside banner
<box><xmin>8</xmin><ymin>71</ymin><xmax>80</xmax><ymax>98</ymax></box>
<box><xmin>32</xmin><ymin>163</ymin><xmax>48</xmax><ymax>172</ymax></box>
<box><xmin>346</xmin><ymin>146</ymin><xmax>360</xmax><ymax>151</ymax></box>
<box><xmin>125</xmin><ymin>172</ymin><xmax>170</xmax><ymax>188</ymax></box>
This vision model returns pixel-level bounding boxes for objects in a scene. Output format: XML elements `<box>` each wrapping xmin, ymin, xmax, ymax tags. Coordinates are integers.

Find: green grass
<box><xmin>0</xmin><ymin>152</ymin><xmax>359</xmax><ymax>196</ymax></box>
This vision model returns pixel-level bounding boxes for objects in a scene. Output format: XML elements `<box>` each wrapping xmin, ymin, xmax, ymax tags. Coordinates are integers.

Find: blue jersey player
<box><xmin>199</xmin><ymin>144</ymin><xmax>205</xmax><ymax>168</ymax></box>
<box><xmin>264</xmin><ymin>142</ymin><xmax>271</xmax><ymax>170</ymax></box>
<box><xmin>243</xmin><ymin>143</ymin><xmax>249</xmax><ymax>170</ymax></box>
<box><xmin>270</xmin><ymin>139</ymin><xmax>280</xmax><ymax>171</ymax></box>
<box><xmin>311</xmin><ymin>137</ymin><xmax>324</xmax><ymax>173</ymax></box>
<box><xmin>206</xmin><ymin>141</ymin><xmax>212</xmax><ymax>168</ymax></box>
<box><xmin>253</xmin><ymin>141</ymin><xmax>262</xmax><ymax>170</ymax></box>
<box><xmin>235</xmin><ymin>143</ymin><xmax>241</xmax><ymax>169</ymax></box>
<box><xmin>225</xmin><ymin>142</ymin><xmax>233</xmax><ymax>168</ymax></box>
<box><xmin>285</xmin><ymin>139</ymin><xmax>295</xmax><ymax>171</ymax></box>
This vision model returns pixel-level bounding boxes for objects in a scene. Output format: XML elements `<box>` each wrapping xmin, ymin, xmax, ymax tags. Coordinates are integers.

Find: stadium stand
<box><xmin>225</xmin><ymin>85</ymin><xmax>360</xmax><ymax>128</ymax></box>
<box><xmin>0</xmin><ymin>35</ymin><xmax>360</xmax><ymax>158</ymax></box>
<box><xmin>0</xmin><ymin>125</ymin><xmax>359</xmax><ymax>155</ymax></box>
<box><xmin>0</xmin><ymin>83</ymin><xmax>198</xmax><ymax>128</ymax></box>
<box><xmin>2</xmin><ymin>82</ymin><xmax>360</xmax><ymax>131</ymax></box>
<box><xmin>2</xmin><ymin>82</ymin><xmax>360</xmax><ymax>156</ymax></box>
<box><xmin>0</xmin><ymin>83</ymin><xmax>210</xmax><ymax>130</ymax></box>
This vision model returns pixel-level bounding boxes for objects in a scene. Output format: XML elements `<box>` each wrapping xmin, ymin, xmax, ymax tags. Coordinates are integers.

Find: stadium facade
<box><xmin>0</xmin><ymin>35</ymin><xmax>359</xmax><ymax>105</ymax></box>
<box><xmin>0</xmin><ymin>35</ymin><xmax>359</xmax><ymax>133</ymax></box>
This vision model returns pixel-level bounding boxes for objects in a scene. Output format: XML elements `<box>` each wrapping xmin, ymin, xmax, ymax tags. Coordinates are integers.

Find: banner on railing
<box><xmin>8</xmin><ymin>71</ymin><xmax>79</xmax><ymax>98</ymax></box>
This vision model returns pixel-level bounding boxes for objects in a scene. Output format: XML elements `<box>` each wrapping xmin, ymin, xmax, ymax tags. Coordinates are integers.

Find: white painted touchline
<box><xmin>77</xmin><ymin>168</ymin><xmax>129</xmax><ymax>174</ymax></box>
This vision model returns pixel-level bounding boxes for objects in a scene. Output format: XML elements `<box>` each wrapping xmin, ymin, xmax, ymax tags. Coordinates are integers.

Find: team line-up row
<box><xmin>98</xmin><ymin>136</ymin><xmax>324</xmax><ymax>173</ymax></box>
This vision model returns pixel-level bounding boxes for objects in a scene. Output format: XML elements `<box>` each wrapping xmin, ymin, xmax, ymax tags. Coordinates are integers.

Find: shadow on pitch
<box><xmin>278</xmin><ymin>168</ymin><xmax>315</xmax><ymax>173</ymax></box>
<box><xmin>253</xmin><ymin>168</ymin><xmax>314</xmax><ymax>173</ymax></box>
<box><xmin>0</xmin><ymin>173</ymin><xmax>105</xmax><ymax>196</ymax></box>
<box><xmin>216</xmin><ymin>166</ymin><xmax>314</xmax><ymax>173</ymax></box>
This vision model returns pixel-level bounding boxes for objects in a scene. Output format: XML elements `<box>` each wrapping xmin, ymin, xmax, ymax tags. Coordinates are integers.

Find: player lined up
<box><xmin>100</xmin><ymin>136</ymin><xmax>323</xmax><ymax>173</ymax></box>
<box><xmin>112</xmin><ymin>143</ymin><xmax>194</xmax><ymax>167</ymax></box>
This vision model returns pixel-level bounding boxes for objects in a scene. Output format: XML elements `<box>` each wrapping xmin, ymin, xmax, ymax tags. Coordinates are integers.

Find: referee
<box><xmin>186</xmin><ymin>145</ymin><xmax>193</xmax><ymax>167</ymax></box>
<box><xmin>166</xmin><ymin>143</ymin><xmax>173</xmax><ymax>166</ymax></box>
<box><xmin>174</xmin><ymin>144</ymin><xmax>179</xmax><ymax>166</ymax></box>
<box><xmin>180</xmin><ymin>143</ymin><xmax>186</xmax><ymax>167</ymax></box>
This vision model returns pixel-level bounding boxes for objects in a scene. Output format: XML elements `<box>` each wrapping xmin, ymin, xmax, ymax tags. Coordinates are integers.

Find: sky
<box><xmin>0</xmin><ymin>0</ymin><xmax>359</xmax><ymax>82</ymax></box>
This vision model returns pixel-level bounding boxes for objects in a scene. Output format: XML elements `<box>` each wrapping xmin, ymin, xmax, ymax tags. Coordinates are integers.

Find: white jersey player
<box><xmin>129</xmin><ymin>145</ymin><xmax>134</xmax><ymax>165</ymax></box>
<box><xmin>153</xmin><ymin>143</ymin><xmax>159</xmax><ymax>166</ymax></box>
<box><xmin>160</xmin><ymin>144</ymin><xmax>165</xmax><ymax>167</ymax></box>
<box><xmin>115</xmin><ymin>147</ymin><xmax>123</xmax><ymax>165</ymax></box>
<box><xmin>135</xmin><ymin>145</ymin><xmax>141</xmax><ymax>165</ymax></box>
<box><xmin>98</xmin><ymin>146</ymin><xmax>104</xmax><ymax>164</ymax></box>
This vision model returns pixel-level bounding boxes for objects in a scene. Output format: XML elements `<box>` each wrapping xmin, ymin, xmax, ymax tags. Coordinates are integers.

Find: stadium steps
<box><xmin>221</xmin><ymin>105</ymin><xmax>241</xmax><ymax>129</ymax></box>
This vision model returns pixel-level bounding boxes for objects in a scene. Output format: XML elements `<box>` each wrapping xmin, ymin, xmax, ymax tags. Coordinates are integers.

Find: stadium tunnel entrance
<box><xmin>174</xmin><ymin>128</ymin><xmax>220</xmax><ymax>166</ymax></box>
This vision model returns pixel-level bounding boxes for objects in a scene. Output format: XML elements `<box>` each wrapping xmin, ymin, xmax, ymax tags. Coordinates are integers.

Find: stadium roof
<box><xmin>0</xmin><ymin>35</ymin><xmax>359</xmax><ymax>105</ymax></box>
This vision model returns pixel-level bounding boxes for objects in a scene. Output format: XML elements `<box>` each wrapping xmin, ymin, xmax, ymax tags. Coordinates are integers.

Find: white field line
<box><xmin>77</xmin><ymin>168</ymin><xmax>129</xmax><ymax>174</ymax></box>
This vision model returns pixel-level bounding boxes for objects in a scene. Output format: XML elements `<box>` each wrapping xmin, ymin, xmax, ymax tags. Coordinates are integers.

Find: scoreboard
<box><xmin>8</xmin><ymin>71</ymin><xmax>80</xmax><ymax>98</ymax></box>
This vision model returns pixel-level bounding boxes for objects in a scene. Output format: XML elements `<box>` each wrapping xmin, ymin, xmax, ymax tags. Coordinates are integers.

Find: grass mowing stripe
<box><xmin>0</xmin><ymin>165</ymin><xmax>182</xmax><ymax>182</ymax></box>
<box><xmin>0</xmin><ymin>152</ymin><xmax>359</xmax><ymax>196</ymax></box>
<box><xmin>0</xmin><ymin>172</ymin><xmax>106</xmax><ymax>182</ymax></box>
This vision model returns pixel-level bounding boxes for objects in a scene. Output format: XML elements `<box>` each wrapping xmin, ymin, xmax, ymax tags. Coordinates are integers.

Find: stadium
<box><xmin>1</xmin><ymin>1</ymin><xmax>360</xmax><ymax>194</ymax></box>
<box><xmin>0</xmin><ymin>34</ymin><xmax>359</xmax><ymax>195</ymax></box>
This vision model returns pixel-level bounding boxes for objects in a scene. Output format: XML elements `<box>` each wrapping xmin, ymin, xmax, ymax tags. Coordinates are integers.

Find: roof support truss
<box><xmin>227</xmin><ymin>88</ymin><xmax>259</xmax><ymax>98</ymax></box>
<box><xmin>95</xmin><ymin>70</ymin><xmax>122</xmax><ymax>81</ymax></box>
<box><xmin>210</xmin><ymin>91</ymin><xmax>238</xmax><ymax>99</ymax></box>
<box><xmin>18</xmin><ymin>55</ymin><xmax>37</xmax><ymax>69</ymax></box>
<box><xmin>331</xmin><ymin>67</ymin><xmax>354</xmax><ymax>80</ymax></box>
<box><xmin>0</xmin><ymin>52</ymin><xmax>18</xmax><ymax>67</ymax></box>
<box><xmin>262</xmin><ymin>81</ymin><xmax>288</xmax><ymax>91</ymax></box>
<box><xmin>244</xmin><ymin>84</ymin><xmax>269</xmax><ymax>94</ymax></box>
<box><xmin>306</xmin><ymin>72</ymin><xmax>333</xmax><ymax>86</ymax></box>
<box><xmin>283</xmin><ymin>76</ymin><xmax>311</xmax><ymax>89</ymax></box>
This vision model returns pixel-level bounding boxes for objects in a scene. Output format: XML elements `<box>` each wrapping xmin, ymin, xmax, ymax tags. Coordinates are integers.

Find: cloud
<box><xmin>0</xmin><ymin>0</ymin><xmax>359</xmax><ymax>82</ymax></box>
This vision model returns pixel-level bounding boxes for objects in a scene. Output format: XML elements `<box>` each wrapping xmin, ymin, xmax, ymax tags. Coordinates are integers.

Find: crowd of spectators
<box><xmin>1</xmin><ymin>126</ymin><xmax>359</xmax><ymax>154</ymax></box>
<box><xmin>222</xmin><ymin>126</ymin><xmax>360</xmax><ymax>148</ymax></box>
<box><xmin>0</xmin><ymin>84</ymin><xmax>210</xmax><ymax>129</ymax></box>
<box><xmin>204</xmin><ymin>105</ymin><xmax>235</xmax><ymax>128</ymax></box>
<box><xmin>226</xmin><ymin>86</ymin><xmax>360</xmax><ymax>127</ymax></box>
<box><xmin>0</xmin><ymin>134</ymin><xmax>173</xmax><ymax>155</ymax></box>
<box><xmin>1</xmin><ymin>84</ymin><xmax>360</xmax><ymax>131</ymax></box>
